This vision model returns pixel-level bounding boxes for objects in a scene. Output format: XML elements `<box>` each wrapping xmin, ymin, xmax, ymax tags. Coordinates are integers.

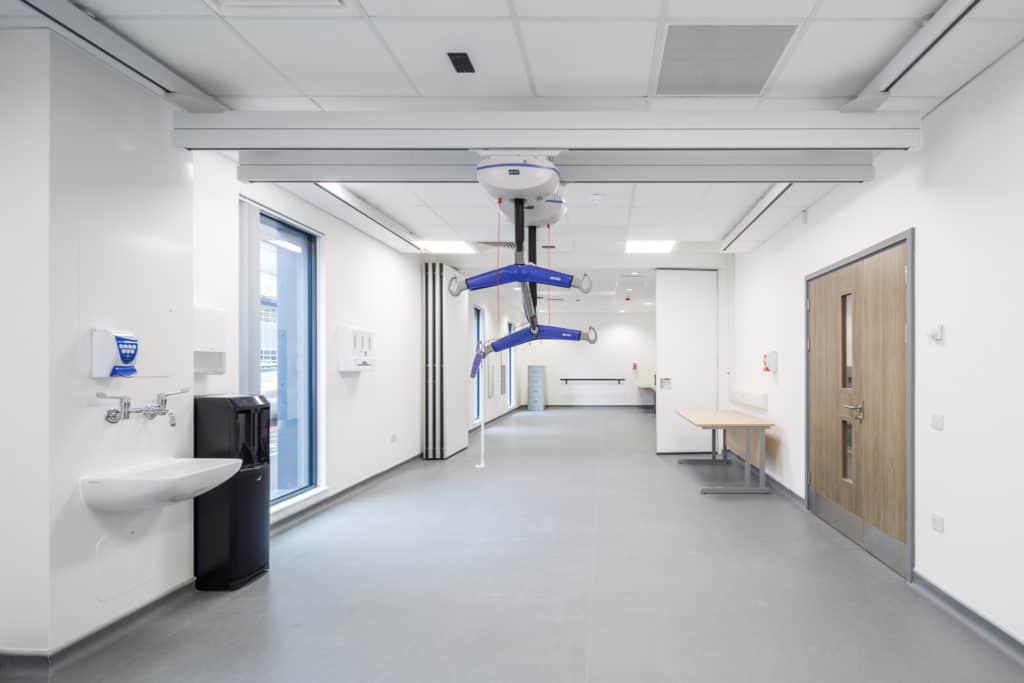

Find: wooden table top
<box><xmin>676</xmin><ymin>409</ymin><xmax>774</xmax><ymax>429</ymax></box>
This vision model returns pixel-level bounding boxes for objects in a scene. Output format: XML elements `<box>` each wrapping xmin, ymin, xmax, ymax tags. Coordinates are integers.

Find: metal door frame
<box><xmin>804</xmin><ymin>229</ymin><xmax>915</xmax><ymax>580</ymax></box>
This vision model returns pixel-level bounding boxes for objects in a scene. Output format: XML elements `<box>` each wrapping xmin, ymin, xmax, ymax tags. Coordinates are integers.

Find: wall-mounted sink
<box><xmin>81</xmin><ymin>458</ymin><xmax>241</xmax><ymax>512</ymax></box>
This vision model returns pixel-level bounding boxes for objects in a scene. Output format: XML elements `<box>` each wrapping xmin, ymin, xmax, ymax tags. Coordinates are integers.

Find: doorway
<box><xmin>805</xmin><ymin>231</ymin><xmax>914</xmax><ymax>578</ymax></box>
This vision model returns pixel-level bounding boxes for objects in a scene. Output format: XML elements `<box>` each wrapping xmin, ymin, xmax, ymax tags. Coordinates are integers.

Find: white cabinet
<box><xmin>337</xmin><ymin>325</ymin><xmax>375</xmax><ymax>373</ymax></box>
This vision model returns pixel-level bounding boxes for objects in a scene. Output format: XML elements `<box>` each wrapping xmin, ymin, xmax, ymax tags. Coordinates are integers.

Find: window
<box><xmin>242</xmin><ymin>206</ymin><xmax>317</xmax><ymax>504</ymax></box>
<box><xmin>473</xmin><ymin>307</ymin><xmax>483</xmax><ymax>422</ymax></box>
<box><xmin>507</xmin><ymin>321</ymin><xmax>515</xmax><ymax>408</ymax></box>
<box><xmin>842</xmin><ymin>293</ymin><xmax>854</xmax><ymax>388</ymax></box>
<box><xmin>842</xmin><ymin>419</ymin><xmax>854</xmax><ymax>481</ymax></box>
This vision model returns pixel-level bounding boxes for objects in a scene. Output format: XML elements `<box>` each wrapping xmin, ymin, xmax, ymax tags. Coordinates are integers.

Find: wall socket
<box><xmin>931</xmin><ymin>414</ymin><xmax>944</xmax><ymax>431</ymax></box>
<box><xmin>931</xmin><ymin>514</ymin><xmax>945</xmax><ymax>534</ymax></box>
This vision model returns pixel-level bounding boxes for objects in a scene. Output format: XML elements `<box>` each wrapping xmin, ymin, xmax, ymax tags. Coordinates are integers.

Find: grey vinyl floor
<box><xmin>16</xmin><ymin>407</ymin><xmax>1024</xmax><ymax>682</ymax></box>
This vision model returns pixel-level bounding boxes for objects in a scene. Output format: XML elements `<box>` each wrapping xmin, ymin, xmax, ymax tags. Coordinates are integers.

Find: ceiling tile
<box><xmin>564</xmin><ymin>206</ymin><xmax>630</xmax><ymax>226</ymax></box>
<box><xmin>0</xmin><ymin>0</ymin><xmax>34</xmax><ymax>15</ymax></box>
<box><xmin>560</xmin><ymin>183</ymin><xmax>633</xmax><ymax>208</ymax></box>
<box><xmin>228</xmin><ymin>18</ymin><xmax>414</xmax><ymax>95</ymax></box>
<box><xmin>890</xmin><ymin>19</ymin><xmax>1024</xmax><ymax>97</ymax></box>
<box><xmin>815</xmin><ymin>0</ymin><xmax>944</xmax><ymax>19</ymax></box>
<box><xmin>109</xmin><ymin>17</ymin><xmax>299</xmax><ymax>96</ymax></box>
<box><xmin>375</xmin><ymin>20</ymin><xmax>532</xmax><ymax>96</ymax></box>
<box><xmin>876</xmin><ymin>96</ymin><xmax>943</xmax><ymax>112</ymax></box>
<box><xmin>758</xmin><ymin>96</ymin><xmax>848</xmax><ymax>110</ymax></box>
<box><xmin>632</xmin><ymin>184</ymin><xmax>711</xmax><ymax>207</ymax></box>
<box><xmin>628</xmin><ymin>224</ymin><xmax>724</xmax><ymax>242</ymax></box>
<box><xmin>513</xmin><ymin>0</ymin><xmax>662</xmax><ymax>18</ymax></box>
<box><xmin>651</xmin><ymin>97</ymin><xmax>760</xmax><ymax>110</ymax></box>
<box><xmin>520</xmin><ymin>21</ymin><xmax>658</xmax><ymax>96</ymax></box>
<box><xmin>431</xmin><ymin>206</ymin><xmax>497</xmax><ymax>227</ymax></box>
<box><xmin>79</xmin><ymin>0</ymin><xmax>212</xmax><ymax>16</ymax></box>
<box><xmin>967</xmin><ymin>0</ymin><xmax>1024</xmax><ymax>19</ymax></box>
<box><xmin>775</xmin><ymin>182</ymin><xmax>835</xmax><ymax>208</ymax></box>
<box><xmin>411</xmin><ymin>183</ymin><xmax>496</xmax><ymax>209</ymax></box>
<box><xmin>361</xmin><ymin>0</ymin><xmax>508</xmax><ymax>17</ymax></box>
<box><xmin>384</xmin><ymin>205</ymin><xmax>451</xmax><ymax>229</ymax></box>
<box><xmin>347</xmin><ymin>183</ymin><xmax>427</xmax><ymax>208</ymax></box>
<box><xmin>221</xmin><ymin>96</ymin><xmax>320</xmax><ymax>110</ymax></box>
<box><xmin>768</xmin><ymin>20</ymin><xmax>918</xmax><ymax>97</ymax></box>
<box><xmin>666</xmin><ymin>0</ymin><xmax>817</xmax><ymax>19</ymax></box>
<box><xmin>706</xmin><ymin>183</ymin><xmax>772</xmax><ymax>210</ymax></box>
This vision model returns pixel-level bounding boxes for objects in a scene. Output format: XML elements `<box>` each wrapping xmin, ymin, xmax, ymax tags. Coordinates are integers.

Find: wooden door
<box><xmin>808</xmin><ymin>242</ymin><xmax>908</xmax><ymax>575</ymax></box>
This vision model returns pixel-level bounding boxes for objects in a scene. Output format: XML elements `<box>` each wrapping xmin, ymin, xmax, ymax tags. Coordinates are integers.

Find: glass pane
<box><xmin>842</xmin><ymin>420</ymin><xmax>854</xmax><ymax>481</ymax></box>
<box><xmin>259</xmin><ymin>214</ymin><xmax>315</xmax><ymax>503</ymax></box>
<box><xmin>842</xmin><ymin>293</ymin><xmax>854</xmax><ymax>388</ymax></box>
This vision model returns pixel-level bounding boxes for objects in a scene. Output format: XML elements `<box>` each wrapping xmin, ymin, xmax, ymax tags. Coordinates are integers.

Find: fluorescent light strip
<box><xmin>316</xmin><ymin>182</ymin><xmax>421</xmax><ymax>250</ymax></box>
<box><xmin>720</xmin><ymin>182</ymin><xmax>791</xmax><ymax>253</ymax></box>
<box><xmin>416</xmin><ymin>241</ymin><xmax>476</xmax><ymax>254</ymax></box>
<box><xmin>844</xmin><ymin>0</ymin><xmax>980</xmax><ymax>112</ymax></box>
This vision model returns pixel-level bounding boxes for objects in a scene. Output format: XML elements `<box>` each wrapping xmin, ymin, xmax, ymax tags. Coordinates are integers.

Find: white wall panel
<box><xmin>655</xmin><ymin>270</ymin><xmax>719</xmax><ymax>453</ymax></box>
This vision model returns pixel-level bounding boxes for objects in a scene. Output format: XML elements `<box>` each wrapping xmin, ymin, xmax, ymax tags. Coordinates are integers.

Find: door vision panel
<box><xmin>808</xmin><ymin>240</ymin><xmax>909</xmax><ymax>577</ymax></box>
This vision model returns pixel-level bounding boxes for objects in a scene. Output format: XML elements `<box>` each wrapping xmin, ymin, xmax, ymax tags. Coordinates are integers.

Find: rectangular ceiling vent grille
<box><xmin>656</xmin><ymin>25</ymin><xmax>796</xmax><ymax>96</ymax></box>
<box><xmin>204</xmin><ymin>0</ymin><xmax>355</xmax><ymax>16</ymax></box>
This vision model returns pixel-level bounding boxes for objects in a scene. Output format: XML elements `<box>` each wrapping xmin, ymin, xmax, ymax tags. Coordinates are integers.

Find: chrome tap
<box><xmin>96</xmin><ymin>392</ymin><xmax>131</xmax><ymax>424</ymax></box>
<box><xmin>97</xmin><ymin>388</ymin><xmax>189</xmax><ymax>425</ymax></box>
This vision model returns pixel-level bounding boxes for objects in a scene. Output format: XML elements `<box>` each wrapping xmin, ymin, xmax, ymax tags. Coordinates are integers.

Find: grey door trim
<box><xmin>804</xmin><ymin>228</ymin><xmax>915</xmax><ymax>580</ymax></box>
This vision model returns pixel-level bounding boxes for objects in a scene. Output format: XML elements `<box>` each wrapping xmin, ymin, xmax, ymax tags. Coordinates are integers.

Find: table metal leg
<box><xmin>700</xmin><ymin>428</ymin><xmax>771</xmax><ymax>495</ymax></box>
<box><xmin>677</xmin><ymin>427</ymin><xmax>730</xmax><ymax>465</ymax></box>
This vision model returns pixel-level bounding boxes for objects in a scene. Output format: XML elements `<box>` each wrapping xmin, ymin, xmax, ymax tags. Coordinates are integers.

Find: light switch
<box><xmin>931</xmin><ymin>514</ymin><xmax>945</xmax><ymax>534</ymax></box>
<box><xmin>931</xmin><ymin>414</ymin><xmax>944</xmax><ymax>431</ymax></box>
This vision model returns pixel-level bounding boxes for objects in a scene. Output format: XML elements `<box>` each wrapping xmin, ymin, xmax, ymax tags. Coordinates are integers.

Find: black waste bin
<box><xmin>194</xmin><ymin>394</ymin><xmax>271</xmax><ymax>590</ymax></box>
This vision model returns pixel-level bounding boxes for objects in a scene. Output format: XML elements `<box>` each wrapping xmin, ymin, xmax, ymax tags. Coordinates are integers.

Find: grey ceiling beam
<box><xmin>236</xmin><ymin>149</ymin><xmax>874</xmax><ymax>184</ymax></box>
<box><xmin>175</xmin><ymin>110</ymin><xmax>921</xmax><ymax>151</ymax></box>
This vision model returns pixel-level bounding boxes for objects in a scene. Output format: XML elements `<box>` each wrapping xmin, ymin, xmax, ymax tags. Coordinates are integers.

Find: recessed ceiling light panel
<box><xmin>625</xmin><ymin>240</ymin><xmax>676</xmax><ymax>254</ymax></box>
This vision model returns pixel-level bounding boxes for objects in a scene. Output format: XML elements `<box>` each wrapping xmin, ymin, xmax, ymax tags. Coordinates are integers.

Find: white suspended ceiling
<box><xmin>5</xmin><ymin>0</ymin><xmax>1019</xmax><ymax>114</ymax></box>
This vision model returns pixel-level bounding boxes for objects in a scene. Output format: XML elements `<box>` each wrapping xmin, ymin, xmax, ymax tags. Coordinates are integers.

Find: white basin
<box><xmin>81</xmin><ymin>458</ymin><xmax>241</xmax><ymax>512</ymax></box>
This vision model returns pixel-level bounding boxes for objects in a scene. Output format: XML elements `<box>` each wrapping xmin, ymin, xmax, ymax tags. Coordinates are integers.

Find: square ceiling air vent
<box><xmin>656</xmin><ymin>24</ymin><xmax>796</xmax><ymax>96</ymax></box>
<box><xmin>204</xmin><ymin>0</ymin><xmax>356</xmax><ymax>15</ymax></box>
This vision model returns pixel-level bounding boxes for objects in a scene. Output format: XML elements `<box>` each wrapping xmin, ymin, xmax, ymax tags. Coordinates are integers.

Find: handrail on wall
<box><xmin>559</xmin><ymin>378</ymin><xmax>625</xmax><ymax>384</ymax></box>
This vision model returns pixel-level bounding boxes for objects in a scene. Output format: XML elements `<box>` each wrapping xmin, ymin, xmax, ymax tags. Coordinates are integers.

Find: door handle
<box><xmin>843</xmin><ymin>402</ymin><xmax>864</xmax><ymax>422</ymax></box>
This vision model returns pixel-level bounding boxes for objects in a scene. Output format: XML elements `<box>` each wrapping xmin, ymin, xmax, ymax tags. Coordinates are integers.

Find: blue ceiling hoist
<box><xmin>449</xmin><ymin>197</ymin><xmax>597</xmax><ymax>378</ymax></box>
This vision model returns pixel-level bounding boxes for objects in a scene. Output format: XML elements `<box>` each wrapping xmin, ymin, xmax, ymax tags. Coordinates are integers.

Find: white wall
<box><xmin>0</xmin><ymin>29</ymin><xmax>52</xmax><ymax>655</ymax></box>
<box><xmin>468</xmin><ymin>287</ymin><xmax>523</xmax><ymax>424</ymax></box>
<box><xmin>192</xmin><ymin>152</ymin><xmax>241</xmax><ymax>396</ymax></box>
<box><xmin>191</xmin><ymin>153</ymin><xmax>423</xmax><ymax>523</ymax></box>
<box><xmin>732</xmin><ymin>42</ymin><xmax>1024</xmax><ymax>643</ymax></box>
<box><xmin>46</xmin><ymin>33</ymin><xmax>196</xmax><ymax>652</ymax></box>
<box><xmin>517</xmin><ymin>312</ymin><xmax>655</xmax><ymax>406</ymax></box>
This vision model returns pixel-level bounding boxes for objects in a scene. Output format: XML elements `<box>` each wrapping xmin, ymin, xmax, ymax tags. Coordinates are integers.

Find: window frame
<box><xmin>240</xmin><ymin>200</ymin><xmax>319</xmax><ymax>505</ymax></box>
